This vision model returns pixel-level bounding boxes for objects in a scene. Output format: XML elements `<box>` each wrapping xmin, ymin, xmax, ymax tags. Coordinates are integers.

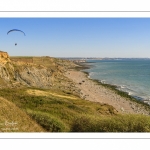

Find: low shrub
<box><xmin>71</xmin><ymin>114</ymin><xmax>150</xmax><ymax>132</ymax></box>
<box><xmin>27</xmin><ymin>110</ymin><xmax>69</xmax><ymax>132</ymax></box>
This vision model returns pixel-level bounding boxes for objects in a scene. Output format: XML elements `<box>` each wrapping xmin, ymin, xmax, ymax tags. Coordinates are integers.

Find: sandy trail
<box><xmin>65</xmin><ymin>70</ymin><xmax>150</xmax><ymax>115</ymax></box>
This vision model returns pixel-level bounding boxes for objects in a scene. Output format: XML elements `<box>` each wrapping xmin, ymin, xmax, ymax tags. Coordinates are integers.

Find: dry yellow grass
<box><xmin>0</xmin><ymin>97</ymin><xmax>45</xmax><ymax>132</ymax></box>
<box><xmin>26</xmin><ymin>89</ymin><xmax>78</xmax><ymax>100</ymax></box>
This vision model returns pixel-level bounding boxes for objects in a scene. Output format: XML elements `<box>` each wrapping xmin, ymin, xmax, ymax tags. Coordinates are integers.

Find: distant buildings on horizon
<box><xmin>59</xmin><ymin>57</ymin><xmax>150</xmax><ymax>62</ymax></box>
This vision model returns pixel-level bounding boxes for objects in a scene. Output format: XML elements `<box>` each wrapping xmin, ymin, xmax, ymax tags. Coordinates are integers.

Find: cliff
<box><xmin>0</xmin><ymin>51</ymin><xmax>10</xmax><ymax>63</ymax></box>
<box><xmin>0</xmin><ymin>51</ymin><xmax>78</xmax><ymax>95</ymax></box>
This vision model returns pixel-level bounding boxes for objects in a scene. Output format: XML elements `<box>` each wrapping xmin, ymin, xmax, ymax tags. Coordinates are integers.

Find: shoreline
<box><xmin>65</xmin><ymin>62</ymin><xmax>150</xmax><ymax>115</ymax></box>
<box><xmin>75</xmin><ymin>61</ymin><xmax>150</xmax><ymax>104</ymax></box>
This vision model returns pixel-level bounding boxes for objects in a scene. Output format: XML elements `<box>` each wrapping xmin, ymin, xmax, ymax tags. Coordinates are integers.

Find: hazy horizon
<box><xmin>1</xmin><ymin>18</ymin><xmax>150</xmax><ymax>58</ymax></box>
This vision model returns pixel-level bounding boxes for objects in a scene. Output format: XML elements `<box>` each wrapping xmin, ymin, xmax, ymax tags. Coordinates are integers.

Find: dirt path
<box><xmin>64</xmin><ymin>70</ymin><xmax>150</xmax><ymax>115</ymax></box>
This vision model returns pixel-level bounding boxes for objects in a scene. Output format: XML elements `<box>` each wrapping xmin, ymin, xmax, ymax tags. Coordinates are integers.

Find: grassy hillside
<box><xmin>0</xmin><ymin>96</ymin><xmax>45</xmax><ymax>132</ymax></box>
<box><xmin>1</xmin><ymin>87</ymin><xmax>150</xmax><ymax>132</ymax></box>
<box><xmin>0</xmin><ymin>87</ymin><xmax>117</xmax><ymax>132</ymax></box>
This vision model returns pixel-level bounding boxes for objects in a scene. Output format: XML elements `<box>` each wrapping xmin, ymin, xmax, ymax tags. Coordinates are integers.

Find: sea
<box><xmin>83</xmin><ymin>59</ymin><xmax>150</xmax><ymax>103</ymax></box>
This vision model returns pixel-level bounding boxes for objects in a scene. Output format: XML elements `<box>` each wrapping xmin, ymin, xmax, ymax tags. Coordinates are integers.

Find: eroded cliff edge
<box><xmin>0</xmin><ymin>51</ymin><xmax>78</xmax><ymax>94</ymax></box>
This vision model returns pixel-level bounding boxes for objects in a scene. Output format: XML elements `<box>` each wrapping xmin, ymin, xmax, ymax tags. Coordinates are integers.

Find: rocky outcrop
<box><xmin>0</xmin><ymin>51</ymin><xmax>53</xmax><ymax>88</ymax></box>
<box><xmin>0</xmin><ymin>62</ymin><xmax>54</xmax><ymax>88</ymax></box>
<box><xmin>0</xmin><ymin>51</ymin><xmax>76</xmax><ymax>89</ymax></box>
<box><xmin>14</xmin><ymin>65</ymin><xmax>53</xmax><ymax>88</ymax></box>
<box><xmin>0</xmin><ymin>51</ymin><xmax>10</xmax><ymax>64</ymax></box>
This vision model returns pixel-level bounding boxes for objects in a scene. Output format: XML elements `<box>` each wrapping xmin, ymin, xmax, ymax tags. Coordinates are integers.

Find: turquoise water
<box><xmin>84</xmin><ymin>59</ymin><xmax>150</xmax><ymax>101</ymax></box>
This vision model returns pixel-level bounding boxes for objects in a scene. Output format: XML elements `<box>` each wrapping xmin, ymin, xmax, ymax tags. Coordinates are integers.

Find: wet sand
<box><xmin>64</xmin><ymin>68</ymin><xmax>150</xmax><ymax>115</ymax></box>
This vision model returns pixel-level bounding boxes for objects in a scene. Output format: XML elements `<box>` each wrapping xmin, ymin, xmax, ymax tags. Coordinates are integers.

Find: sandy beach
<box><xmin>64</xmin><ymin>69</ymin><xmax>150</xmax><ymax>115</ymax></box>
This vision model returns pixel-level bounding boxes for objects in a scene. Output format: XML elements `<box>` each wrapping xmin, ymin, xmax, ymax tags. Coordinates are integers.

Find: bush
<box><xmin>71</xmin><ymin>114</ymin><xmax>150</xmax><ymax>132</ymax></box>
<box><xmin>27</xmin><ymin>110</ymin><xmax>69</xmax><ymax>132</ymax></box>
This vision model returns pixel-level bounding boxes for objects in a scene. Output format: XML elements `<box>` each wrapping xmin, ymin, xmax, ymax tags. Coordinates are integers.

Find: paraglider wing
<box><xmin>7</xmin><ymin>29</ymin><xmax>26</xmax><ymax>36</ymax></box>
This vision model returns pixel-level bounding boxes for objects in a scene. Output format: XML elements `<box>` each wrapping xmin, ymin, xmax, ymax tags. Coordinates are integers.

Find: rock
<box><xmin>121</xmin><ymin>107</ymin><xmax>124</xmax><ymax>111</ymax></box>
<box><xmin>0</xmin><ymin>51</ymin><xmax>10</xmax><ymax>64</ymax></box>
<box><xmin>0</xmin><ymin>51</ymin><xmax>69</xmax><ymax>88</ymax></box>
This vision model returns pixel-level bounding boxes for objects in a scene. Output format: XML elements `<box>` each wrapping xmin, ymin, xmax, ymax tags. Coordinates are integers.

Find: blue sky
<box><xmin>1</xmin><ymin>18</ymin><xmax>150</xmax><ymax>57</ymax></box>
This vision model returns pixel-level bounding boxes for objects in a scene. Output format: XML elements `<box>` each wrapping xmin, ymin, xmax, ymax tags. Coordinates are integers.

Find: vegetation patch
<box><xmin>0</xmin><ymin>87</ymin><xmax>118</xmax><ymax>132</ymax></box>
<box><xmin>26</xmin><ymin>89</ymin><xmax>78</xmax><ymax>100</ymax></box>
<box><xmin>0</xmin><ymin>87</ymin><xmax>150</xmax><ymax>132</ymax></box>
<box><xmin>71</xmin><ymin>114</ymin><xmax>150</xmax><ymax>132</ymax></box>
<box><xmin>0</xmin><ymin>97</ymin><xmax>44</xmax><ymax>132</ymax></box>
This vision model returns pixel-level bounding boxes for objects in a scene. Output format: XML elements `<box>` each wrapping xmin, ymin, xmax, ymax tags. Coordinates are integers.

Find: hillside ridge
<box><xmin>0</xmin><ymin>51</ymin><xmax>78</xmax><ymax>94</ymax></box>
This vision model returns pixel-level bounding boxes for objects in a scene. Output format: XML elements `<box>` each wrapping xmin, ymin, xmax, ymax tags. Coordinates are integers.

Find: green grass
<box><xmin>71</xmin><ymin>114</ymin><xmax>150</xmax><ymax>132</ymax></box>
<box><xmin>1</xmin><ymin>87</ymin><xmax>150</xmax><ymax>132</ymax></box>
<box><xmin>0</xmin><ymin>87</ymin><xmax>117</xmax><ymax>132</ymax></box>
<box><xmin>0</xmin><ymin>96</ymin><xmax>45</xmax><ymax>132</ymax></box>
<box><xmin>27</xmin><ymin>110</ymin><xmax>69</xmax><ymax>132</ymax></box>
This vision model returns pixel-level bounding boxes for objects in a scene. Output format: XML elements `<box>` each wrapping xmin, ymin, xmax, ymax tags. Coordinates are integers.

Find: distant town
<box><xmin>59</xmin><ymin>57</ymin><xmax>150</xmax><ymax>63</ymax></box>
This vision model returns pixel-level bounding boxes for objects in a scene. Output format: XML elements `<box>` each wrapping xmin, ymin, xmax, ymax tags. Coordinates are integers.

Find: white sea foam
<box><xmin>100</xmin><ymin>80</ymin><xmax>106</xmax><ymax>84</ymax></box>
<box><xmin>126</xmin><ymin>91</ymin><xmax>133</xmax><ymax>95</ymax></box>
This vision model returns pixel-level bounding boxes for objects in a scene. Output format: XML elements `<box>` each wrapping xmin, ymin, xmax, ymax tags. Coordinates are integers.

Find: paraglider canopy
<box><xmin>7</xmin><ymin>29</ymin><xmax>26</xmax><ymax>36</ymax></box>
<box><xmin>7</xmin><ymin>29</ymin><xmax>25</xmax><ymax>46</ymax></box>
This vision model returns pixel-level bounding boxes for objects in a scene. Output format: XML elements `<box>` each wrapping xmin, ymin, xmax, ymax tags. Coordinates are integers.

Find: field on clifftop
<box><xmin>1</xmin><ymin>55</ymin><xmax>150</xmax><ymax>132</ymax></box>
